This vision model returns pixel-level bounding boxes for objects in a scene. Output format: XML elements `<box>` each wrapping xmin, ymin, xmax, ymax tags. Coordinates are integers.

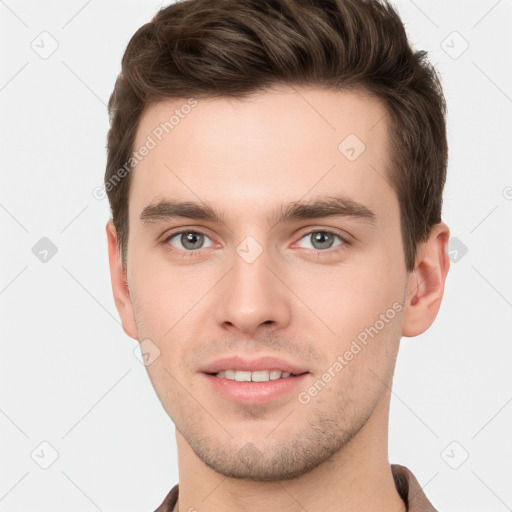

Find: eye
<box><xmin>296</xmin><ymin>230</ymin><xmax>348</xmax><ymax>251</ymax></box>
<box><xmin>163</xmin><ymin>230</ymin><xmax>214</xmax><ymax>252</ymax></box>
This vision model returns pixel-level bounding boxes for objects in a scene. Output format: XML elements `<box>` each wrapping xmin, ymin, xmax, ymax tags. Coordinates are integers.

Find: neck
<box><xmin>173</xmin><ymin>388</ymin><xmax>405</xmax><ymax>512</ymax></box>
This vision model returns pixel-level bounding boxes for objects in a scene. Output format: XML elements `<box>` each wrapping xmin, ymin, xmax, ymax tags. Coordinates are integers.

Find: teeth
<box><xmin>251</xmin><ymin>370</ymin><xmax>270</xmax><ymax>382</ymax></box>
<box><xmin>235</xmin><ymin>370</ymin><xmax>251</xmax><ymax>382</ymax></box>
<box><xmin>215</xmin><ymin>370</ymin><xmax>294</xmax><ymax>382</ymax></box>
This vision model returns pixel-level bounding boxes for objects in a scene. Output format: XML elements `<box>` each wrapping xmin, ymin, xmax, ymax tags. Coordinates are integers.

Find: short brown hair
<box><xmin>105</xmin><ymin>0</ymin><xmax>448</xmax><ymax>272</ymax></box>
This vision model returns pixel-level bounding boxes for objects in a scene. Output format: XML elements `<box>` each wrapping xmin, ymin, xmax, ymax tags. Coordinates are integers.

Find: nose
<box><xmin>214</xmin><ymin>242</ymin><xmax>292</xmax><ymax>336</ymax></box>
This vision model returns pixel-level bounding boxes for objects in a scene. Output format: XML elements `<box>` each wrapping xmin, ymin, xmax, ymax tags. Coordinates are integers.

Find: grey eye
<box><xmin>298</xmin><ymin>231</ymin><xmax>344</xmax><ymax>251</ymax></box>
<box><xmin>168</xmin><ymin>231</ymin><xmax>213</xmax><ymax>251</ymax></box>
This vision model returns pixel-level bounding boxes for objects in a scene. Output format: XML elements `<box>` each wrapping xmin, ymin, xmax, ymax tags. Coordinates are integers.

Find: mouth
<box><xmin>201</xmin><ymin>357</ymin><xmax>311</xmax><ymax>405</ymax></box>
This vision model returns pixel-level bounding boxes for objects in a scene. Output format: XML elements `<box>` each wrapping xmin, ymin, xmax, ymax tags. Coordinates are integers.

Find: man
<box><xmin>104</xmin><ymin>0</ymin><xmax>450</xmax><ymax>510</ymax></box>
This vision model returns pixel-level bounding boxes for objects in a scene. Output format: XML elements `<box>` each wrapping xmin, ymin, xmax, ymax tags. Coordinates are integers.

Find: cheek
<box><xmin>295</xmin><ymin>250</ymin><xmax>404</xmax><ymax>336</ymax></box>
<box><xmin>128</xmin><ymin>246</ymin><xmax>195</xmax><ymax>337</ymax></box>
<box><xmin>130</xmin><ymin>276</ymin><xmax>171</xmax><ymax>339</ymax></box>
<box><xmin>290</xmin><ymin>251</ymin><xmax>406</xmax><ymax>391</ymax></box>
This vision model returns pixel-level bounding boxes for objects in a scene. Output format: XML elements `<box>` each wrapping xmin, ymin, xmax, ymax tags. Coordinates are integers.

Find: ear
<box><xmin>106</xmin><ymin>220</ymin><xmax>138</xmax><ymax>340</ymax></box>
<box><xmin>401</xmin><ymin>221</ymin><xmax>450</xmax><ymax>337</ymax></box>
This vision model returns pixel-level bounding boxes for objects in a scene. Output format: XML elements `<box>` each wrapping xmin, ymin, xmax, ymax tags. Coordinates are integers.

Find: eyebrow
<box><xmin>139</xmin><ymin>195</ymin><xmax>377</xmax><ymax>227</ymax></box>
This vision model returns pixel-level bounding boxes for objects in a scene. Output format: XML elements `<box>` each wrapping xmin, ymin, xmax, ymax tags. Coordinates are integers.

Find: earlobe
<box><xmin>106</xmin><ymin>220</ymin><xmax>139</xmax><ymax>340</ymax></box>
<box><xmin>401</xmin><ymin>222</ymin><xmax>450</xmax><ymax>338</ymax></box>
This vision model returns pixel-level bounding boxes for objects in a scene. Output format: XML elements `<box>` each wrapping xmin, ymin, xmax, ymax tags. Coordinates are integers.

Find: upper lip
<box><xmin>200</xmin><ymin>355</ymin><xmax>309</xmax><ymax>375</ymax></box>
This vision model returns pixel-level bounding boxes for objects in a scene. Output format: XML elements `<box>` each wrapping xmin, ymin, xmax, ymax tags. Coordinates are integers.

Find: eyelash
<box><xmin>160</xmin><ymin>228</ymin><xmax>351</xmax><ymax>257</ymax></box>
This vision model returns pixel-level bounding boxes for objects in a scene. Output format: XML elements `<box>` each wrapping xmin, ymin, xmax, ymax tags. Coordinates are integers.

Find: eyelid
<box><xmin>294</xmin><ymin>222</ymin><xmax>352</xmax><ymax>239</ymax></box>
<box><xmin>161</xmin><ymin>224</ymin><xmax>212</xmax><ymax>239</ymax></box>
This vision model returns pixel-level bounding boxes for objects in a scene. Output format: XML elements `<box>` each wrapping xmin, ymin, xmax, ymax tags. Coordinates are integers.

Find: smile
<box><xmin>214</xmin><ymin>369</ymin><xmax>302</xmax><ymax>382</ymax></box>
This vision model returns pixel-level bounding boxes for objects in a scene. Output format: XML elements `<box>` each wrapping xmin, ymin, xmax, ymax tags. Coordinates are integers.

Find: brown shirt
<box><xmin>153</xmin><ymin>463</ymin><xmax>437</xmax><ymax>511</ymax></box>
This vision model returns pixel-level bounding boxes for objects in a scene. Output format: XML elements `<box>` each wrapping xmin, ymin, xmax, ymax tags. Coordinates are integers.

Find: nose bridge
<box><xmin>214</xmin><ymin>235</ymin><xmax>291</xmax><ymax>334</ymax></box>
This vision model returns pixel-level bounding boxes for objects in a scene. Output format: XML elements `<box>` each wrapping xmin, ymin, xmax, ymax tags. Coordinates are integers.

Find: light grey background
<box><xmin>1</xmin><ymin>0</ymin><xmax>511</xmax><ymax>510</ymax></box>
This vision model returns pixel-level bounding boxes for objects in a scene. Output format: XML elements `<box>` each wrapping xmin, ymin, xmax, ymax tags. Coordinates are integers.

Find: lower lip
<box><xmin>202</xmin><ymin>373</ymin><xmax>310</xmax><ymax>405</ymax></box>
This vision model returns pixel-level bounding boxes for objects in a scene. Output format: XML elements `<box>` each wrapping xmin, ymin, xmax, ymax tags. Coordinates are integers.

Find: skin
<box><xmin>106</xmin><ymin>85</ymin><xmax>450</xmax><ymax>512</ymax></box>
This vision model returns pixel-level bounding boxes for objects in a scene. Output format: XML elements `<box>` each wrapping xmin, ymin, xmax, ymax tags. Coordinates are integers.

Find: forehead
<box><xmin>128</xmin><ymin>86</ymin><xmax>396</xmax><ymax>227</ymax></box>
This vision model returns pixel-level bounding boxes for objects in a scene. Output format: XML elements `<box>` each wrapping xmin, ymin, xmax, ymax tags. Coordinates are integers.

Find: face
<box><xmin>108</xmin><ymin>86</ymin><xmax>433</xmax><ymax>481</ymax></box>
